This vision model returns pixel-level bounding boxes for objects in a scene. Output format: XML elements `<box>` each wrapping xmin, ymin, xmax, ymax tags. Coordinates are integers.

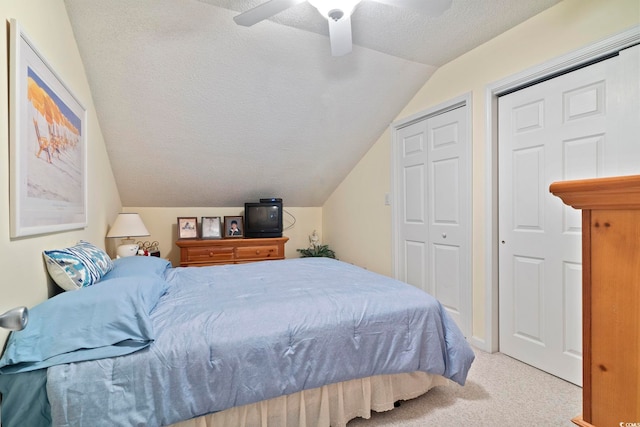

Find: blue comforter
<box><xmin>9</xmin><ymin>258</ymin><xmax>475</xmax><ymax>427</ymax></box>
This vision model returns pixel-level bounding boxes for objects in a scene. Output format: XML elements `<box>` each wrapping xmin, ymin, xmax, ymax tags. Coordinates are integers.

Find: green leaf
<box><xmin>296</xmin><ymin>244</ymin><xmax>336</xmax><ymax>259</ymax></box>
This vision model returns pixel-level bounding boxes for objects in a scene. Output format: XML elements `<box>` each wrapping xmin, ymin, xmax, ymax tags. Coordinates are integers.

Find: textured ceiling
<box><xmin>63</xmin><ymin>0</ymin><xmax>561</xmax><ymax>207</ymax></box>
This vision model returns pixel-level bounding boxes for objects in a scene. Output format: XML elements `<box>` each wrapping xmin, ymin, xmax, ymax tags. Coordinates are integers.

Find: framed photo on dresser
<box><xmin>224</xmin><ymin>216</ymin><xmax>243</xmax><ymax>238</ymax></box>
<box><xmin>177</xmin><ymin>217</ymin><xmax>198</xmax><ymax>239</ymax></box>
<box><xmin>201</xmin><ymin>216</ymin><xmax>222</xmax><ymax>239</ymax></box>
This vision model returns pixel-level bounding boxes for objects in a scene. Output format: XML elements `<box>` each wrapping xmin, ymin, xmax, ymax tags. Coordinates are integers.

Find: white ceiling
<box><xmin>63</xmin><ymin>0</ymin><xmax>561</xmax><ymax>207</ymax></box>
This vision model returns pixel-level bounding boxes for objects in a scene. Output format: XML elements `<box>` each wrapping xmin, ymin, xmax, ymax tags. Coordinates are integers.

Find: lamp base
<box><xmin>116</xmin><ymin>243</ymin><xmax>139</xmax><ymax>258</ymax></box>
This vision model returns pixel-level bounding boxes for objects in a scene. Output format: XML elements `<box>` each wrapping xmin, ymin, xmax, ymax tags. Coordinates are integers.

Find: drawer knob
<box><xmin>255</xmin><ymin>250</ymin><xmax>261</xmax><ymax>254</ymax></box>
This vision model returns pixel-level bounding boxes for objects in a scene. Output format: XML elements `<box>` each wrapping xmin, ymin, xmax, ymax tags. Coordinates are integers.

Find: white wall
<box><xmin>0</xmin><ymin>0</ymin><xmax>122</xmax><ymax>343</ymax></box>
<box><xmin>323</xmin><ymin>128</ymin><xmax>393</xmax><ymax>274</ymax></box>
<box><xmin>323</xmin><ymin>0</ymin><xmax>640</xmax><ymax>343</ymax></box>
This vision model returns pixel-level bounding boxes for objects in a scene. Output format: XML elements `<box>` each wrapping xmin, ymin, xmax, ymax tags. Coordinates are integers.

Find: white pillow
<box><xmin>43</xmin><ymin>241</ymin><xmax>114</xmax><ymax>291</ymax></box>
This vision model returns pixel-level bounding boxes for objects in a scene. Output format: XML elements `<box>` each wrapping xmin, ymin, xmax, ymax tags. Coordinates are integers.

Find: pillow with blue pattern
<box><xmin>43</xmin><ymin>241</ymin><xmax>114</xmax><ymax>291</ymax></box>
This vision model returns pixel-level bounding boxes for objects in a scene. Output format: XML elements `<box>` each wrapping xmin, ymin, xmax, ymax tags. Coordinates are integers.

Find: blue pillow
<box><xmin>101</xmin><ymin>256</ymin><xmax>171</xmax><ymax>282</ymax></box>
<box><xmin>0</xmin><ymin>275</ymin><xmax>168</xmax><ymax>374</ymax></box>
<box><xmin>43</xmin><ymin>241</ymin><xmax>114</xmax><ymax>291</ymax></box>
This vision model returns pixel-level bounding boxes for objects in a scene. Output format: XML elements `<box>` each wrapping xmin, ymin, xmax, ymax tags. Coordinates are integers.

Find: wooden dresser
<box><xmin>550</xmin><ymin>175</ymin><xmax>640</xmax><ymax>427</ymax></box>
<box><xmin>176</xmin><ymin>237</ymin><xmax>288</xmax><ymax>267</ymax></box>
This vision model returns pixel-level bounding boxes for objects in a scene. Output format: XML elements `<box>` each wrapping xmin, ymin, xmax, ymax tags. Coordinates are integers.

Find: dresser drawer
<box><xmin>183</xmin><ymin>245</ymin><xmax>234</xmax><ymax>264</ymax></box>
<box><xmin>177</xmin><ymin>237</ymin><xmax>288</xmax><ymax>267</ymax></box>
<box><xmin>235</xmin><ymin>244</ymin><xmax>281</xmax><ymax>261</ymax></box>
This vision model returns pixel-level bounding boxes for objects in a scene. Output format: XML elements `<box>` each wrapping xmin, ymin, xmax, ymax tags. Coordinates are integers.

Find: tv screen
<box><xmin>244</xmin><ymin>202</ymin><xmax>283</xmax><ymax>238</ymax></box>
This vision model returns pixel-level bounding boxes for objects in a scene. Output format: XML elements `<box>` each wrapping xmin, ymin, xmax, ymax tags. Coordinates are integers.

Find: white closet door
<box><xmin>395</xmin><ymin>105</ymin><xmax>471</xmax><ymax>337</ymax></box>
<box><xmin>498</xmin><ymin>44</ymin><xmax>639</xmax><ymax>386</ymax></box>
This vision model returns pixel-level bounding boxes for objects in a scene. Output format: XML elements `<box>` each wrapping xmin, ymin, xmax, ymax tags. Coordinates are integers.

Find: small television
<box><xmin>244</xmin><ymin>199</ymin><xmax>283</xmax><ymax>238</ymax></box>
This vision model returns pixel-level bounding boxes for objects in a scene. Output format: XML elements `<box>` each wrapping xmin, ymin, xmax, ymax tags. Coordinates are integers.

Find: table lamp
<box><xmin>106</xmin><ymin>213</ymin><xmax>150</xmax><ymax>258</ymax></box>
<box><xmin>0</xmin><ymin>306</ymin><xmax>28</xmax><ymax>330</ymax></box>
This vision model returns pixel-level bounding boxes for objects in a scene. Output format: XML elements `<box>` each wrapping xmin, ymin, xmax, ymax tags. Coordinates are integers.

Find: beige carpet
<box><xmin>348</xmin><ymin>348</ymin><xmax>582</xmax><ymax>426</ymax></box>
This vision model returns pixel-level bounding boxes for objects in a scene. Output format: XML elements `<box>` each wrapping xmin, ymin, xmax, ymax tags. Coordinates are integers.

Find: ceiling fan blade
<box><xmin>328</xmin><ymin>15</ymin><xmax>353</xmax><ymax>56</ymax></box>
<box><xmin>233</xmin><ymin>0</ymin><xmax>307</xmax><ymax>26</ymax></box>
<box><xmin>374</xmin><ymin>0</ymin><xmax>452</xmax><ymax>16</ymax></box>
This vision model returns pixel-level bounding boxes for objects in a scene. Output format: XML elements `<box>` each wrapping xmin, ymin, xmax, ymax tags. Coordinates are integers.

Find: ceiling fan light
<box><xmin>308</xmin><ymin>0</ymin><xmax>360</xmax><ymax>20</ymax></box>
<box><xmin>328</xmin><ymin>9</ymin><xmax>344</xmax><ymax>21</ymax></box>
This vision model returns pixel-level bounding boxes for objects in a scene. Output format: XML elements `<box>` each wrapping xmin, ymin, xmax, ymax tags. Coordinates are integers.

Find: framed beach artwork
<box><xmin>9</xmin><ymin>19</ymin><xmax>87</xmax><ymax>237</ymax></box>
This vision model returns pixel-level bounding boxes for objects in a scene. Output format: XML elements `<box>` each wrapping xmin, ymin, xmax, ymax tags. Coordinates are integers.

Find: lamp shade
<box><xmin>106</xmin><ymin>213</ymin><xmax>150</xmax><ymax>238</ymax></box>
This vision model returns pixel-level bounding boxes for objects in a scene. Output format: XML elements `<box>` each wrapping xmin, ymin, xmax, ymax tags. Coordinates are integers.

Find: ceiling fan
<box><xmin>232</xmin><ymin>0</ymin><xmax>452</xmax><ymax>56</ymax></box>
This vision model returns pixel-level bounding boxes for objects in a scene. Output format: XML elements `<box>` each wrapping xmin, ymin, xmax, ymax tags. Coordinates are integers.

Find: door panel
<box><xmin>433</xmin><ymin>158</ymin><xmax>459</xmax><ymax>222</ymax></box>
<box><xmin>432</xmin><ymin>243</ymin><xmax>460</xmax><ymax>313</ymax></box>
<box><xmin>563</xmin><ymin>262</ymin><xmax>582</xmax><ymax>358</ymax></box>
<box><xmin>512</xmin><ymin>255</ymin><xmax>544</xmax><ymax>345</ymax></box>
<box><xmin>404</xmin><ymin>164</ymin><xmax>425</xmax><ymax>223</ymax></box>
<box><xmin>405</xmin><ymin>240</ymin><xmax>425</xmax><ymax>288</ymax></box>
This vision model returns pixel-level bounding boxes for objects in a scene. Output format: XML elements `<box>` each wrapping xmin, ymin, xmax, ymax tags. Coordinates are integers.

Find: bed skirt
<box><xmin>170</xmin><ymin>371</ymin><xmax>449</xmax><ymax>427</ymax></box>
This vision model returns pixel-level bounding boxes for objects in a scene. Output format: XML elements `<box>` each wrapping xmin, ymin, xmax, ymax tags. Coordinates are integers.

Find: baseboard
<box><xmin>469</xmin><ymin>336</ymin><xmax>493</xmax><ymax>353</ymax></box>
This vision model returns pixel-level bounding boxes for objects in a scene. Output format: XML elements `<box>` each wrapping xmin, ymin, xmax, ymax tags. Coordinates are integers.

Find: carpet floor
<box><xmin>347</xmin><ymin>347</ymin><xmax>582</xmax><ymax>426</ymax></box>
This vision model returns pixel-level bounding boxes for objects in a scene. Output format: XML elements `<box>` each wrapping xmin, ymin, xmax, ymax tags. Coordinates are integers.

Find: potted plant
<box><xmin>297</xmin><ymin>230</ymin><xmax>336</xmax><ymax>259</ymax></box>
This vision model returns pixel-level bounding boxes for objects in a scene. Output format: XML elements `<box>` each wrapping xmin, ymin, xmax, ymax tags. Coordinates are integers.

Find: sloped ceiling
<box><xmin>63</xmin><ymin>0</ymin><xmax>560</xmax><ymax>207</ymax></box>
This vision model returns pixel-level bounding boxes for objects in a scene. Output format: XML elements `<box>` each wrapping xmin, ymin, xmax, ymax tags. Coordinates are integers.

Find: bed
<box><xmin>0</xmin><ymin>252</ymin><xmax>474</xmax><ymax>427</ymax></box>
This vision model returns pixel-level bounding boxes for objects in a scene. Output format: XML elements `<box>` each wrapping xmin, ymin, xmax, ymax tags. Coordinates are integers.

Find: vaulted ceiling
<box><xmin>63</xmin><ymin>0</ymin><xmax>560</xmax><ymax>207</ymax></box>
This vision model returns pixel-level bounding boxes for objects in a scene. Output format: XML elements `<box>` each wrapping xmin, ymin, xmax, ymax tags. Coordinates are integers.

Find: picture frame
<box><xmin>177</xmin><ymin>217</ymin><xmax>198</xmax><ymax>239</ymax></box>
<box><xmin>9</xmin><ymin>19</ymin><xmax>88</xmax><ymax>237</ymax></box>
<box><xmin>224</xmin><ymin>216</ymin><xmax>244</xmax><ymax>238</ymax></box>
<box><xmin>201</xmin><ymin>216</ymin><xmax>222</xmax><ymax>239</ymax></box>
